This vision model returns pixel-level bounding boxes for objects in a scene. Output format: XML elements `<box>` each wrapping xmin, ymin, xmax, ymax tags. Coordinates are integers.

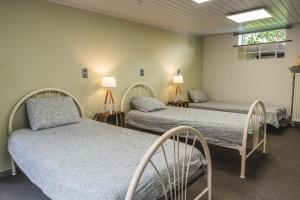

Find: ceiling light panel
<box><xmin>192</xmin><ymin>0</ymin><xmax>210</xmax><ymax>4</ymax></box>
<box><xmin>227</xmin><ymin>8</ymin><xmax>272</xmax><ymax>23</ymax></box>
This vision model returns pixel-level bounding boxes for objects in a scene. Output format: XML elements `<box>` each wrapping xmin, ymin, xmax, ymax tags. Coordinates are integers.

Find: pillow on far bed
<box><xmin>188</xmin><ymin>89</ymin><xmax>209</xmax><ymax>103</ymax></box>
<box><xmin>130</xmin><ymin>97</ymin><xmax>167</xmax><ymax>112</ymax></box>
<box><xmin>26</xmin><ymin>97</ymin><xmax>81</xmax><ymax>131</ymax></box>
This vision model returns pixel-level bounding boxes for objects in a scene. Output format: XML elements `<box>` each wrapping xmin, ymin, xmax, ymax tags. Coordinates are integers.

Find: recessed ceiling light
<box><xmin>192</xmin><ymin>0</ymin><xmax>210</xmax><ymax>4</ymax></box>
<box><xmin>227</xmin><ymin>8</ymin><xmax>272</xmax><ymax>23</ymax></box>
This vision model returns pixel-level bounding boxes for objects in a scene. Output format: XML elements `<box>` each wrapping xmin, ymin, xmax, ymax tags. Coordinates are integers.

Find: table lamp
<box><xmin>101</xmin><ymin>76</ymin><xmax>117</xmax><ymax>114</ymax></box>
<box><xmin>173</xmin><ymin>73</ymin><xmax>184</xmax><ymax>102</ymax></box>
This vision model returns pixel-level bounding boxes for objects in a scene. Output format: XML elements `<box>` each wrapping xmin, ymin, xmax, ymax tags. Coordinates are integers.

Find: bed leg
<box><xmin>207</xmin><ymin>188</ymin><xmax>212</xmax><ymax>200</ymax></box>
<box><xmin>263</xmin><ymin>141</ymin><xmax>266</xmax><ymax>154</ymax></box>
<box><xmin>262</xmin><ymin>124</ymin><xmax>267</xmax><ymax>154</ymax></box>
<box><xmin>11</xmin><ymin>158</ymin><xmax>17</xmax><ymax>176</ymax></box>
<box><xmin>240</xmin><ymin>150</ymin><xmax>246</xmax><ymax>179</ymax></box>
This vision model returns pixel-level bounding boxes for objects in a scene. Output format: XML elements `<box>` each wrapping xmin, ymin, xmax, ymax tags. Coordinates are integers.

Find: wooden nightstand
<box><xmin>93</xmin><ymin>111</ymin><xmax>125</xmax><ymax>127</ymax></box>
<box><xmin>167</xmin><ymin>101</ymin><xmax>189</xmax><ymax>107</ymax></box>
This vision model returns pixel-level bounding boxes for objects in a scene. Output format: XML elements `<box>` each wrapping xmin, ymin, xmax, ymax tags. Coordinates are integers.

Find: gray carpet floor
<box><xmin>0</xmin><ymin>127</ymin><xmax>299</xmax><ymax>200</ymax></box>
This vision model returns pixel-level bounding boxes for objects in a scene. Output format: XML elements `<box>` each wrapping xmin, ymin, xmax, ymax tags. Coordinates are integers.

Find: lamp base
<box><xmin>104</xmin><ymin>90</ymin><xmax>116</xmax><ymax>114</ymax></box>
<box><xmin>174</xmin><ymin>85</ymin><xmax>183</xmax><ymax>102</ymax></box>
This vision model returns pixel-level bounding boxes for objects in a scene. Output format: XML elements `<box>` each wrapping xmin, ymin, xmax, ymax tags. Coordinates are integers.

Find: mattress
<box><xmin>189</xmin><ymin>101</ymin><xmax>288</xmax><ymax>128</ymax></box>
<box><xmin>8</xmin><ymin>119</ymin><xmax>205</xmax><ymax>200</ymax></box>
<box><xmin>127</xmin><ymin>107</ymin><xmax>248</xmax><ymax>147</ymax></box>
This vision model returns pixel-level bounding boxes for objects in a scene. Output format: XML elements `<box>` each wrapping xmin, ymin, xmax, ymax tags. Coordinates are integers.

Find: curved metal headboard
<box><xmin>121</xmin><ymin>83</ymin><xmax>156</xmax><ymax>113</ymax></box>
<box><xmin>240</xmin><ymin>100</ymin><xmax>266</xmax><ymax>178</ymax></box>
<box><xmin>8</xmin><ymin>88</ymin><xmax>83</xmax><ymax>134</ymax></box>
<box><xmin>126</xmin><ymin>126</ymin><xmax>212</xmax><ymax>200</ymax></box>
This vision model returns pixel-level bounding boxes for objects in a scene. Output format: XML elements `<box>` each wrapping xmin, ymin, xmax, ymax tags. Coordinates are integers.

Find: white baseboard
<box><xmin>289</xmin><ymin>121</ymin><xmax>300</xmax><ymax>127</ymax></box>
<box><xmin>0</xmin><ymin>169</ymin><xmax>12</xmax><ymax>178</ymax></box>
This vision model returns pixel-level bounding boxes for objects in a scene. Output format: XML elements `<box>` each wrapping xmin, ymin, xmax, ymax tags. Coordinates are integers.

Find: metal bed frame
<box><xmin>126</xmin><ymin>126</ymin><xmax>212</xmax><ymax>200</ymax></box>
<box><xmin>121</xmin><ymin>83</ymin><xmax>267</xmax><ymax>178</ymax></box>
<box><xmin>8</xmin><ymin>88</ymin><xmax>212</xmax><ymax>200</ymax></box>
<box><xmin>8</xmin><ymin>88</ymin><xmax>84</xmax><ymax>176</ymax></box>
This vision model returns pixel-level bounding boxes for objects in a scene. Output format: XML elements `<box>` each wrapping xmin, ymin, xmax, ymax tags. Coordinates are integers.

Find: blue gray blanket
<box><xmin>189</xmin><ymin>101</ymin><xmax>287</xmax><ymax>128</ymax></box>
<box><xmin>128</xmin><ymin>107</ymin><xmax>249</xmax><ymax>147</ymax></box>
<box><xmin>8</xmin><ymin>119</ymin><xmax>205</xmax><ymax>200</ymax></box>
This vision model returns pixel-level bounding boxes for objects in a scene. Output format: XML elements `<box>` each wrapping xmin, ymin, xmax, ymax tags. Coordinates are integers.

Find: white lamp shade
<box><xmin>173</xmin><ymin>75</ymin><xmax>184</xmax><ymax>84</ymax></box>
<box><xmin>101</xmin><ymin>76</ymin><xmax>117</xmax><ymax>88</ymax></box>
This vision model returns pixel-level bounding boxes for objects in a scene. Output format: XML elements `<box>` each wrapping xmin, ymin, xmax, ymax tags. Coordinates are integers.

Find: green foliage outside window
<box><xmin>241</xmin><ymin>29</ymin><xmax>286</xmax><ymax>45</ymax></box>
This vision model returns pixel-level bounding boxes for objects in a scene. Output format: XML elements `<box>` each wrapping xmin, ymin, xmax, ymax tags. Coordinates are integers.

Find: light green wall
<box><xmin>0</xmin><ymin>0</ymin><xmax>203</xmax><ymax>172</ymax></box>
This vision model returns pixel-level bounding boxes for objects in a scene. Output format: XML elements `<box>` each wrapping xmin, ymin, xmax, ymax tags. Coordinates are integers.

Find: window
<box><xmin>237</xmin><ymin>29</ymin><xmax>286</xmax><ymax>60</ymax></box>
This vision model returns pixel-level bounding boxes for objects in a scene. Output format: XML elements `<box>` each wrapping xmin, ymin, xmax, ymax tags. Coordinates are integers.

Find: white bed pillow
<box><xmin>188</xmin><ymin>89</ymin><xmax>209</xmax><ymax>103</ymax></box>
<box><xmin>130</xmin><ymin>97</ymin><xmax>167</xmax><ymax>112</ymax></box>
<box><xmin>26</xmin><ymin>97</ymin><xmax>81</xmax><ymax>131</ymax></box>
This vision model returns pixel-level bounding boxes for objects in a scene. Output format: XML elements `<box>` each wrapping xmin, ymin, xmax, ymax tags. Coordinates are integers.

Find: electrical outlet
<box><xmin>140</xmin><ymin>68</ymin><xmax>144</xmax><ymax>76</ymax></box>
<box><xmin>82</xmin><ymin>68</ymin><xmax>88</xmax><ymax>78</ymax></box>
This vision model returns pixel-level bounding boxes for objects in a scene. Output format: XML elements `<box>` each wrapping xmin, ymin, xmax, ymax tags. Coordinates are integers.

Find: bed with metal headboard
<box><xmin>122</xmin><ymin>82</ymin><xmax>267</xmax><ymax>178</ymax></box>
<box><xmin>7</xmin><ymin>87</ymin><xmax>211</xmax><ymax>200</ymax></box>
<box><xmin>8</xmin><ymin>88</ymin><xmax>84</xmax><ymax>175</ymax></box>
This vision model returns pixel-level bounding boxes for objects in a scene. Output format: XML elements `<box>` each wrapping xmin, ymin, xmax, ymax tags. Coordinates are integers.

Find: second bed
<box><xmin>121</xmin><ymin>83</ymin><xmax>267</xmax><ymax>178</ymax></box>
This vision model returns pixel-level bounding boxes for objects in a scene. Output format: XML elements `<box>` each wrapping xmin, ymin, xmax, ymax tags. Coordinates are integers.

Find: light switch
<box><xmin>82</xmin><ymin>68</ymin><xmax>88</xmax><ymax>78</ymax></box>
<box><xmin>140</xmin><ymin>68</ymin><xmax>144</xmax><ymax>76</ymax></box>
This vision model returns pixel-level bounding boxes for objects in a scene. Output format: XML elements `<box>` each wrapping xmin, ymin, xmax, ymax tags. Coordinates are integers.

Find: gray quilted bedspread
<box><xmin>8</xmin><ymin>119</ymin><xmax>205</xmax><ymax>200</ymax></box>
<box><xmin>189</xmin><ymin>101</ymin><xmax>287</xmax><ymax>128</ymax></box>
<box><xmin>127</xmin><ymin>107</ymin><xmax>248</xmax><ymax>147</ymax></box>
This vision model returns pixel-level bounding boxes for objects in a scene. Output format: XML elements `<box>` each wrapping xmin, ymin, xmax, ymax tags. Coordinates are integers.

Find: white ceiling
<box><xmin>47</xmin><ymin>0</ymin><xmax>300</xmax><ymax>35</ymax></box>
